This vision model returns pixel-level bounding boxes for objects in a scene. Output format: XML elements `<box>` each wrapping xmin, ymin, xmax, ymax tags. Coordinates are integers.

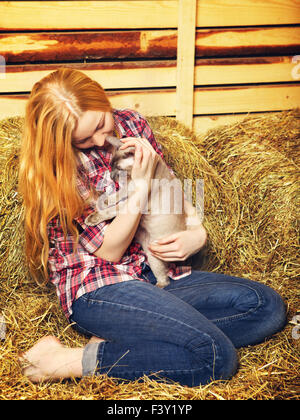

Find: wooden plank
<box><xmin>0</xmin><ymin>31</ymin><xmax>177</xmax><ymax>63</ymax></box>
<box><xmin>0</xmin><ymin>57</ymin><xmax>297</xmax><ymax>93</ymax></box>
<box><xmin>194</xmin><ymin>84</ymin><xmax>300</xmax><ymax>115</ymax></box>
<box><xmin>1</xmin><ymin>1</ymin><xmax>300</xmax><ymax>30</ymax></box>
<box><xmin>194</xmin><ymin>56</ymin><xmax>299</xmax><ymax>86</ymax></box>
<box><xmin>1</xmin><ymin>84</ymin><xmax>299</xmax><ymax>120</ymax></box>
<box><xmin>1</xmin><ymin>27</ymin><xmax>300</xmax><ymax>64</ymax></box>
<box><xmin>196</xmin><ymin>0</ymin><xmax>300</xmax><ymax>27</ymax></box>
<box><xmin>176</xmin><ymin>0</ymin><xmax>196</xmax><ymax>128</ymax></box>
<box><xmin>0</xmin><ymin>1</ymin><xmax>176</xmax><ymax>30</ymax></box>
<box><xmin>194</xmin><ymin>26</ymin><xmax>300</xmax><ymax>58</ymax></box>
<box><xmin>2</xmin><ymin>62</ymin><xmax>178</xmax><ymax>93</ymax></box>
<box><xmin>0</xmin><ymin>95</ymin><xmax>28</xmax><ymax>120</ymax></box>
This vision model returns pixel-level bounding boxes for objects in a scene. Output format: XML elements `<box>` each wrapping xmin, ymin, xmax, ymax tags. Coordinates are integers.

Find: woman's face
<box><xmin>72</xmin><ymin>110</ymin><xmax>115</xmax><ymax>150</ymax></box>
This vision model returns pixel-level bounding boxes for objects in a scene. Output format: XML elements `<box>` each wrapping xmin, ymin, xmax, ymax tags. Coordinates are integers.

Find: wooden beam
<box><xmin>1</xmin><ymin>1</ymin><xmax>299</xmax><ymax>30</ymax></box>
<box><xmin>1</xmin><ymin>27</ymin><xmax>300</xmax><ymax>64</ymax></box>
<box><xmin>194</xmin><ymin>26</ymin><xmax>300</xmax><ymax>58</ymax></box>
<box><xmin>176</xmin><ymin>0</ymin><xmax>197</xmax><ymax>128</ymax></box>
<box><xmin>1</xmin><ymin>84</ymin><xmax>299</xmax><ymax>120</ymax></box>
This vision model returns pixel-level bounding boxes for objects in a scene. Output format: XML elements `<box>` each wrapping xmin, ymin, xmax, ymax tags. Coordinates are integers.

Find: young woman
<box><xmin>19</xmin><ymin>68</ymin><xmax>286</xmax><ymax>385</ymax></box>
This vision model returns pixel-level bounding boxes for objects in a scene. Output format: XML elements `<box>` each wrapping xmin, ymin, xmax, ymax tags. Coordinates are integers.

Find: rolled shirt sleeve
<box><xmin>74</xmin><ymin>213</ymin><xmax>108</xmax><ymax>255</ymax></box>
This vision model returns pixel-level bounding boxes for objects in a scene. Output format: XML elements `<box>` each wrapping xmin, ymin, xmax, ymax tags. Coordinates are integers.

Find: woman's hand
<box><xmin>148</xmin><ymin>225</ymin><xmax>207</xmax><ymax>262</ymax></box>
<box><xmin>119</xmin><ymin>137</ymin><xmax>159</xmax><ymax>187</ymax></box>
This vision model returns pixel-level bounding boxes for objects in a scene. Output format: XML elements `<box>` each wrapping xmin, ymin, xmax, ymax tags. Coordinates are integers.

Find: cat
<box><xmin>85</xmin><ymin>135</ymin><xmax>198</xmax><ymax>288</ymax></box>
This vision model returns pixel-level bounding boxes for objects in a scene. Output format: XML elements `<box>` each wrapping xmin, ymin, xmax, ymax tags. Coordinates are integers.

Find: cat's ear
<box><xmin>106</xmin><ymin>135</ymin><xmax>123</xmax><ymax>149</ymax></box>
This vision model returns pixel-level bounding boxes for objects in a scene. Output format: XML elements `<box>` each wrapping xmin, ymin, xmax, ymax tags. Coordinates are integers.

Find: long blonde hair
<box><xmin>18</xmin><ymin>68</ymin><xmax>112</xmax><ymax>284</ymax></box>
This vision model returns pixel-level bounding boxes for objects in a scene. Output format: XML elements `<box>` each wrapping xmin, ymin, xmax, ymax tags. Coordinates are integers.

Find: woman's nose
<box><xmin>92</xmin><ymin>132</ymin><xmax>105</xmax><ymax>147</ymax></box>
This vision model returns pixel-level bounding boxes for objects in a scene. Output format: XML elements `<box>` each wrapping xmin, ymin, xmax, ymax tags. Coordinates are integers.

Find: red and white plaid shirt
<box><xmin>47</xmin><ymin>109</ymin><xmax>191</xmax><ymax>319</ymax></box>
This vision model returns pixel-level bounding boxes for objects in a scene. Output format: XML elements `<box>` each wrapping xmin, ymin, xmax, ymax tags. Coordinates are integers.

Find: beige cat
<box><xmin>85</xmin><ymin>136</ymin><xmax>198</xmax><ymax>288</ymax></box>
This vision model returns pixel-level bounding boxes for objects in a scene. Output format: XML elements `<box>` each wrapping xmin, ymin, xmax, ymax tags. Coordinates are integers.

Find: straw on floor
<box><xmin>0</xmin><ymin>110</ymin><xmax>299</xmax><ymax>400</ymax></box>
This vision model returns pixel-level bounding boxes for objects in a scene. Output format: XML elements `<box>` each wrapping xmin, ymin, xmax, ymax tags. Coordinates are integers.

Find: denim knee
<box><xmin>219</xmin><ymin>337</ymin><xmax>238</xmax><ymax>380</ymax></box>
<box><xmin>214</xmin><ymin>279</ymin><xmax>287</xmax><ymax>348</ymax></box>
<box><xmin>188</xmin><ymin>332</ymin><xmax>238</xmax><ymax>384</ymax></box>
<box><xmin>257</xmin><ymin>283</ymin><xmax>287</xmax><ymax>339</ymax></box>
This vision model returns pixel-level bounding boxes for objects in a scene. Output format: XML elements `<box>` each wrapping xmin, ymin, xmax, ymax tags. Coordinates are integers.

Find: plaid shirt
<box><xmin>47</xmin><ymin>109</ymin><xmax>191</xmax><ymax>319</ymax></box>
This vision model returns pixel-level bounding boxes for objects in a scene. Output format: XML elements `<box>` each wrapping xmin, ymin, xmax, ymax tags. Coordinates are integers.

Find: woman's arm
<box><xmin>148</xmin><ymin>225</ymin><xmax>207</xmax><ymax>262</ymax></box>
<box><xmin>148</xmin><ymin>199</ymin><xmax>207</xmax><ymax>262</ymax></box>
<box><xmin>93</xmin><ymin>187</ymin><xmax>147</xmax><ymax>262</ymax></box>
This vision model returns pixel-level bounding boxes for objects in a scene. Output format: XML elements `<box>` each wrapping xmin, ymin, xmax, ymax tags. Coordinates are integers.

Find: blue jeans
<box><xmin>70</xmin><ymin>266</ymin><xmax>286</xmax><ymax>387</ymax></box>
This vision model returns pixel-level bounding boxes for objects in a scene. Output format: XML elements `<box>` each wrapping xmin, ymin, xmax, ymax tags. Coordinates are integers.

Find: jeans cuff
<box><xmin>82</xmin><ymin>342</ymin><xmax>103</xmax><ymax>377</ymax></box>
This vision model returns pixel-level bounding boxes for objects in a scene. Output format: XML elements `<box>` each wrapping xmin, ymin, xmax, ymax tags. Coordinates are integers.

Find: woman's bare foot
<box><xmin>19</xmin><ymin>336</ymin><xmax>84</xmax><ymax>383</ymax></box>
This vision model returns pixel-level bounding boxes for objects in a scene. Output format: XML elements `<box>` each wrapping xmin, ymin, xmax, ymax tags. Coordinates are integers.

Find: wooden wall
<box><xmin>0</xmin><ymin>0</ymin><xmax>300</xmax><ymax>134</ymax></box>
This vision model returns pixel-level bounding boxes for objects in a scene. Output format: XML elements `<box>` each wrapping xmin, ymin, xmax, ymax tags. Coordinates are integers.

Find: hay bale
<box><xmin>0</xmin><ymin>111</ymin><xmax>299</xmax><ymax>400</ymax></box>
<box><xmin>148</xmin><ymin>111</ymin><xmax>299</xmax><ymax>293</ymax></box>
<box><xmin>0</xmin><ymin>118</ymin><xmax>29</xmax><ymax>292</ymax></box>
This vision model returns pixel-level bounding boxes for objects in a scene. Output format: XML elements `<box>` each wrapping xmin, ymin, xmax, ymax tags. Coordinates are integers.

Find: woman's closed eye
<box><xmin>76</xmin><ymin>137</ymin><xmax>90</xmax><ymax>145</ymax></box>
<box><xmin>74</xmin><ymin>120</ymin><xmax>105</xmax><ymax>146</ymax></box>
